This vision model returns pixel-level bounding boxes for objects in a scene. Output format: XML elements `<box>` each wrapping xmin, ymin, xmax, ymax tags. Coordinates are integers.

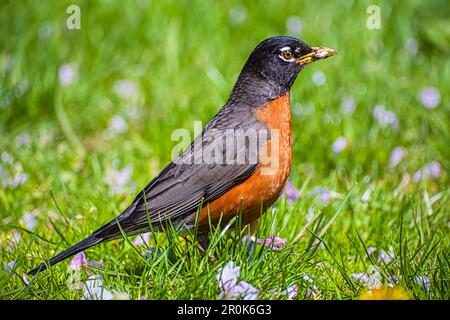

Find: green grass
<box><xmin>0</xmin><ymin>0</ymin><xmax>449</xmax><ymax>300</ymax></box>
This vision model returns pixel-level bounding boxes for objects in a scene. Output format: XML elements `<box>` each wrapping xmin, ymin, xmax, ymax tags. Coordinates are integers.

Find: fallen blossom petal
<box><xmin>302</xmin><ymin>275</ymin><xmax>321</xmax><ymax>299</ymax></box>
<box><xmin>15</xmin><ymin>133</ymin><xmax>30</xmax><ymax>147</ymax></box>
<box><xmin>282</xmin><ymin>181</ymin><xmax>300</xmax><ymax>203</ymax></box>
<box><xmin>69</xmin><ymin>252</ymin><xmax>88</xmax><ymax>271</ymax></box>
<box><xmin>3</xmin><ymin>260</ymin><xmax>16</xmax><ymax>272</ymax></box>
<box><xmin>107</xmin><ymin>115</ymin><xmax>128</xmax><ymax>136</ymax></box>
<box><xmin>310</xmin><ymin>187</ymin><xmax>342</xmax><ymax>206</ymax></box>
<box><xmin>286</xmin><ymin>16</ymin><xmax>303</xmax><ymax>34</ymax></box>
<box><xmin>389</xmin><ymin>147</ymin><xmax>406</xmax><ymax>167</ymax></box>
<box><xmin>10</xmin><ymin>173</ymin><xmax>28</xmax><ymax>188</ymax></box>
<box><xmin>143</xmin><ymin>247</ymin><xmax>163</xmax><ymax>263</ymax></box>
<box><xmin>352</xmin><ymin>269</ymin><xmax>382</xmax><ymax>289</ymax></box>
<box><xmin>373</xmin><ymin>105</ymin><xmax>399</xmax><ymax>129</ymax></box>
<box><xmin>105</xmin><ymin>164</ymin><xmax>134</xmax><ymax>195</ymax></box>
<box><xmin>254</xmin><ymin>234</ymin><xmax>287</xmax><ymax>251</ymax></box>
<box><xmin>378</xmin><ymin>250</ymin><xmax>395</xmax><ymax>264</ymax></box>
<box><xmin>217</xmin><ymin>261</ymin><xmax>240</xmax><ymax>293</ymax></box>
<box><xmin>59</xmin><ymin>64</ymin><xmax>77</xmax><ymax>86</ymax></box>
<box><xmin>341</xmin><ymin>96</ymin><xmax>356</xmax><ymax>114</ymax></box>
<box><xmin>351</xmin><ymin>273</ymin><xmax>369</xmax><ymax>285</ymax></box>
<box><xmin>265</xmin><ymin>235</ymin><xmax>287</xmax><ymax>251</ymax></box>
<box><xmin>305</xmin><ymin>287</ymin><xmax>321</xmax><ymax>299</ymax></box>
<box><xmin>21</xmin><ymin>211</ymin><xmax>37</xmax><ymax>229</ymax></box>
<box><xmin>87</xmin><ymin>260</ymin><xmax>104</xmax><ymax>269</ymax></box>
<box><xmin>217</xmin><ymin>261</ymin><xmax>259</xmax><ymax>300</ymax></box>
<box><xmin>312</xmin><ymin>71</ymin><xmax>326</xmax><ymax>86</ymax></box>
<box><xmin>8</xmin><ymin>230</ymin><xmax>21</xmax><ymax>253</ymax></box>
<box><xmin>302</xmin><ymin>274</ymin><xmax>313</xmax><ymax>283</ymax></box>
<box><xmin>361</xmin><ymin>188</ymin><xmax>372</xmax><ymax>203</ymax></box>
<box><xmin>286</xmin><ymin>285</ymin><xmax>298</xmax><ymax>300</ymax></box>
<box><xmin>22</xmin><ymin>273</ymin><xmax>29</xmax><ymax>285</ymax></box>
<box><xmin>419</xmin><ymin>87</ymin><xmax>440</xmax><ymax>109</ymax></box>
<box><xmin>1</xmin><ymin>151</ymin><xmax>14</xmax><ymax>164</ymax></box>
<box><xmin>225</xmin><ymin>281</ymin><xmax>259</xmax><ymax>300</ymax></box>
<box><xmin>113</xmin><ymin>79</ymin><xmax>138</xmax><ymax>100</ymax></box>
<box><xmin>332</xmin><ymin>136</ymin><xmax>347</xmax><ymax>154</ymax></box>
<box><xmin>388</xmin><ymin>275</ymin><xmax>399</xmax><ymax>286</ymax></box>
<box><xmin>413</xmin><ymin>161</ymin><xmax>442</xmax><ymax>182</ymax></box>
<box><xmin>228</xmin><ymin>5</ymin><xmax>247</xmax><ymax>26</ymax></box>
<box><xmin>133</xmin><ymin>232</ymin><xmax>151</xmax><ymax>246</ymax></box>
<box><xmin>414</xmin><ymin>275</ymin><xmax>431</xmax><ymax>291</ymax></box>
<box><xmin>82</xmin><ymin>275</ymin><xmax>114</xmax><ymax>300</ymax></box>
<box><xmin>405</xmin><ymin>38</ymin><xmax>418</xmax><ymax>55</ymax></box>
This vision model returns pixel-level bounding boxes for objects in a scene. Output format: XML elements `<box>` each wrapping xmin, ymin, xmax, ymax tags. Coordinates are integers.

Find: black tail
<box><xmin>27</xmin><ymin>215</ymin><xmax>128</xmax><ymax>276</ymax></box>
<box><xmin>27</xmin><ymin>235</ymin><xmax>102</xmax><ymax>275</ymax></box>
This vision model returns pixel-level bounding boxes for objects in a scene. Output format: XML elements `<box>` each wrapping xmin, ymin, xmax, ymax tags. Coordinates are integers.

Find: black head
<box><xmin>236</xmin><ymin>36</ymin><xmax>336</xmax><ymax>98</ymax></box>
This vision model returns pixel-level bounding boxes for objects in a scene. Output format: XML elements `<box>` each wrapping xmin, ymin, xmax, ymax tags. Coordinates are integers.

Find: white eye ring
<box><xmin>279</xmin><ymin>47</ymin><xmax>295</xmax><ymax>62</ymax></box>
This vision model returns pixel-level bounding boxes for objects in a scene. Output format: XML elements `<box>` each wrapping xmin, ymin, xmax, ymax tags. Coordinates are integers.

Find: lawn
<box><xmin>0</xmin><ymin>0</ymin><xmax>449</xmax><ymax>300</ymax></box>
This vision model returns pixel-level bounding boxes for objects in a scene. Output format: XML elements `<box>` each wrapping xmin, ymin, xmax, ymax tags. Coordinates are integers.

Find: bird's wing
<box><xmin>114</xmin><ymin>113</ymin><xmax>267</xmax><ymax>234</ymax></box>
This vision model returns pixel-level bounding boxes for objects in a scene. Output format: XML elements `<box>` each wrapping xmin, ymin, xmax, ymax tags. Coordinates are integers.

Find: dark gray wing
<box><xmin>113</xmin><ymin>105</ymin><xmax>268</xmax><ymax>234</ymax></box>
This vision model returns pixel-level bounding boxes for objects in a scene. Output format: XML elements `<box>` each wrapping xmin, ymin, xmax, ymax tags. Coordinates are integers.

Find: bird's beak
<box><xmin>296</xmin><ymin>47</ymin><xmax>337</xmax><ymax>66</ymax></box>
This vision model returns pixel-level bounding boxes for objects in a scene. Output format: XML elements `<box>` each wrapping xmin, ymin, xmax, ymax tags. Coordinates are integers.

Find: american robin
<box><xmin>29</xmin><ymin>36</ymin><xmax>336</xmax><ymax>275</ymax></box>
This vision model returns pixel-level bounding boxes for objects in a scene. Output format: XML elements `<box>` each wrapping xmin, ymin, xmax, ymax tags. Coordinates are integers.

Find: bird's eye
<box><xmin>282</xmin><ymin>50</ymin><xmax>293</xmax><ymax>60</ymax></box>
<box><xmin>279</xmin><ymin>48</ymin><xmax>295</xmax><ymax>62</ymax></box>
<box><xmin>282</xmin><ymin>50</ymin><xmax>294</xmax><ymax>60</ymax></box>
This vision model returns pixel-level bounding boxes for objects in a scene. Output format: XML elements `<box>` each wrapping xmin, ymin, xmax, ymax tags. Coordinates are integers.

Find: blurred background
<box><xmin>0</xmin><ymin>0</ymin><xmax>449</xmax><ymax>299</ymax></box>
<box><xmin>1</xmin><ymin>0</ymin><xmax>448</xmax><ymax>216</ymax></box>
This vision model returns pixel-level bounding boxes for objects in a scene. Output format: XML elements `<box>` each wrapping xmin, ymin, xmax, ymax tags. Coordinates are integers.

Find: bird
<box><xmin>28</xmin><ymin>36</ymin><xmax>336</xmax><ymax>275</ymax></box>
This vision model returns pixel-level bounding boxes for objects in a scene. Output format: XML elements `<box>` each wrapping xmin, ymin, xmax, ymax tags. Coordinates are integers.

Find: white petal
<box><xmin>217</xmin><ymin>261</ymin><xmax>240</xmax><ymax>293</ymax></box>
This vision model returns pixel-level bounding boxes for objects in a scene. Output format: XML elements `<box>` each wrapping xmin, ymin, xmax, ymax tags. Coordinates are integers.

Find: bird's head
<box><xmin>240</xmin><ymin>36</ymin><xmax>336</xmax><ymax>95</ymax></box>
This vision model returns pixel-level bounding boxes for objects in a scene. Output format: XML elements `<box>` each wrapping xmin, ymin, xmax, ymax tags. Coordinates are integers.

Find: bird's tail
<box><xmin>27</xmin><ymin>216</ymin><xmax>125</xmax><ymax>276</ymax></box>
<box><xmin>27</xmin><ymin>235</ymin><xmax>102</xmax><ymax>275</ymax></box>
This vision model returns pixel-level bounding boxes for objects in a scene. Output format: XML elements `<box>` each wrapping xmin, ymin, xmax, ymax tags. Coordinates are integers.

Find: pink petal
<box><xmin>282</xmin><ymin>181</ymin><xmax>300</xmax><ymax>203</ymax></box>
<box><xmin>87</xmin><ymin>260</ymin><xmax>104</xmax><ymax>269</ymax></box>
<box><xmin>69</xmin><ymin>252</ymin><xmax>87</xmax><ymax>271</ymax></box>
<box><xmin>254</xmin><ymin>235</ymin><xmax>287</xmax><ymax>251</ymax></box>
<box><xmin>286</xmin><ymin>285</ymin><xmax>298</xmax><ymax>299</ymax></box>
<box><xmin>133</xmin><ymin>232</ymin><xmax>151</xmax><ymax>246</ymax></box>
<box><xmin>265</xmin><ymin>235</ymin><xmax>287</xmax><ymax>251</ymax></box>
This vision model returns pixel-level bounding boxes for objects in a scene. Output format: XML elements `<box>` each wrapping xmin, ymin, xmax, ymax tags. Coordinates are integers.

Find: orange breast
<box><xmin>198</xmin><ymin>92</ymin><xmax>292</xmax><ymax>230</ymax></box>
